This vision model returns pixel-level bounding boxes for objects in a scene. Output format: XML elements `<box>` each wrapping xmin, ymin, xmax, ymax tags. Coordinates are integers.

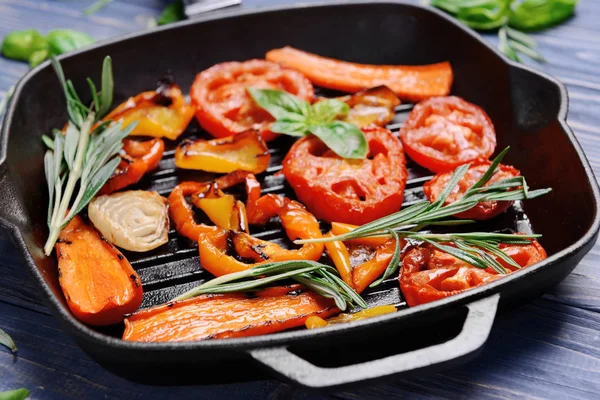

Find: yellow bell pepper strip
<box><xmin>103</xmin><ymin>77</ymin><xmax>194</xmax><ymax>140</ymax></box>
<box><xmin>245</xmin><ymin>173</ymin><xmax>287</xmax><ymax>225</ymax></box>
<box><xmin>323</xmin><ymin>232</ymin><xmax>354</xmax><ymax>288</ymax></box>
<box><xmin>167</xmin><ymin>171</ymin><xmax>250</xmax><ymax>241</ymax></box>
<box><xmin>352</xmin><ymin>239</ymin><xmax>400</xmax><ymax>293</ymax></box>
<box><xmin>175</xmin><ymin>130</ymin><xmax>270</xmax><ymax>174</ymax></box>
<box><xmin>191</xmin><ymin>183</ymin><xmax>249</xmax><ymax>232</ymax></box>
<box><xmin>338</xmin><ymin>85</ymin><xmax>401</xmax><ymax>128</ymax></box>
<box><xmin>305</xmin><ymin>305</ymin><xmax>397</xmax><ymax>329</ymax></box>
<box><xmin>198</xmin><ymin>201</ymin><xmax>324</xmax><ymax>277</ymax></box>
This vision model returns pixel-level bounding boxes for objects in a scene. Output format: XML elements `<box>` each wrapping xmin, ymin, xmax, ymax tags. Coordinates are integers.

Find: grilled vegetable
<box><xmin>424</xmin><ymin>160</ymin><xmax>521</xmax><ymax>220</ymax></box>
<box><xmin>56</xmin><ymin>216</ymin><xmax>143</xmax><ymax>325</ymax></box>
<box><xmin>88</xmin><ymin>190</ymin><xmax>169</xmax><ymax>252</ymax></box>
<box><xmin>266</xmin><ymin>46</ymin><xmax>453</xmax><ymax>102</ymax></box>
<box><xmin>324</xmin><ymin>228</ymin><xmax>404</xmax><ymax>293</ymax></box>
<box><xmin>103</xmin><ymin>77</ymin><xmax>194</xmax><ymax>140</ymax></box>
<box><xmin>99</xmin><ymin>138</ymin><xmax>164</xmax><ymax>195</ymax></box>
<box><xmin>245</xmin><ymin>173</ymin><xmax>287</xmax><ymax>225</ymax></box>
<box><xmin>283</xmin><ymin>126</ymin><xmax>407</xmax><ymax>224</ymax></box>
<box><xmin>175</xmin><ymin>130</ymin><xmax>270</xmax><ymax>174</ymax></box>
<box><xmin>400</xmin><ymin>238</ymin><xmax>547</xmax><ymax>306</ymax></box>
<box><xmin>338</xmin><ymin>85</ymin><xmax>401</xmax><ymax>128</ymax></box>
<box><xmin>190</xmin><ymin>60</ymin><xmax>314</xmax><ymax>142</ymax></box>
<box><xmin>305</xmin><ymin>304</ymin><xmax>397</xmax><ymax>329</ymax></box>
<box><xmin>191</xmin><ymin>182</ymin><xmax>248</xmax><ymax>232</ymax></box>
<box><xmin>123</xmin><ymin>287</ymin><xmax>337</xmax><ymax>342</ymax></box>
<box><xmin>167</xmin><ymin>171</ymin><xmax>250</xmax><ymax>241</ymax></box>
<box><xmin>399</xmin><ymin>96</ymin><xmax>496</xmax><ymax>173</ymax></box>
<box><xmin>198</xmin><ymin>201</ymin><xmax>324</xmax><ymax>276</ymax></box>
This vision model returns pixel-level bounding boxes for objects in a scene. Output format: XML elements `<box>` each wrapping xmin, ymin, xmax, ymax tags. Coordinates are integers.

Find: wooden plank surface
<box><xmin>1</xmin><ymin>0</ymin><xmax>600</xmax><ymax>398</ymax></box>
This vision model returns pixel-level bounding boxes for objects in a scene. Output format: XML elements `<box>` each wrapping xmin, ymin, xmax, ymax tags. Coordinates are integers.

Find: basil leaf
<box><xmin>247</xmin><ymin>88</ymin><xmax>310</xmax><ymax>120</ymax></box>
<box><xmin>0</xmin><ymin>327</ymin><xmax>17</xmax><ymax>353</ymax></box>
<box><xmin>309</xmin><ymin>121</ymin><xmax>368</xmax><ymax>159</ymax></box>
<box><xmin>271</xmin><ymin>120</ymin><xmax>309</xmax><ymax>137</ymax></box>
<box><xmin>310</xmin><ymin>99</ymin><xmax>350</xmax><ymax>124</ymax></box>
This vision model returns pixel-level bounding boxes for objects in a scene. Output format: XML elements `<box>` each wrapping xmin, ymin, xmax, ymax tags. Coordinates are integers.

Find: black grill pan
<box><xmin>0</xmin><ymin>0</ymin><xmax>598</xmax><ymax>390</ymax></box>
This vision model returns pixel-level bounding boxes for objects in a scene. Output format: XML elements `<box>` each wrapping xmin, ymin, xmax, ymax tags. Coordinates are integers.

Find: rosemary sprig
<box><xmin>172</xmin><ymin>260</ymin><xmax>367</xmax><ymax>311</ymax></box>
<box><xmin>295</xmin><ymin>148</ymin><xmax>551</xmax><ymax>280</ymax></box>
<box><xmin>42</xmin><ymin>56</ymin><xmax>136</xmax><ymax>255</ymax></box>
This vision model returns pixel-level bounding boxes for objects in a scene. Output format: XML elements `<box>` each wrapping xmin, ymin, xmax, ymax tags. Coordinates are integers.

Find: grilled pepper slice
<box><xmin>100</xmin><ymin>138</ymin><xmax>164</xmax><ymax>195</ymax></box>
<box><xmin>122</xmin><ymin>287</ymin><xmax>337</xmax><ymax>342</ymax></box>
<box><xmin>266</xmin><ymin>46</ymin><xmax>453</xmax><ymax>102</ymax></box>
<box><xmin>198</xmin><ymin>201</ymin><xmax>324</xmax><ymax>277</ymax></box>
<box><xmin>175</xmin><ymin>130</ymin><xmax>270</xmax><ymax>174</ymax></box>
<box><xmin>104</xmin><ymin>77</ymin><xmax>194</xmax><ymax>140</ymax></box>
<box><xmin>400</xmin><ymin>238</ymin><xmax>547</xmax><ymax>306</ymax></box>
<box><xmin>245</xmin><ymin>173</ymin><xmax>287</xmax><ymax>226</ymax></box>
<box><xmin>56</xmin><ymin>216</ymin><xmax>143</xmax><ymax>326</ymax></box>
<box><xmin>338</xmin><ymin>85</ymin><xmax>401</xmax><ymax>128</ymax></box>
<box><xmin>168</xmin><ymin>172</ymin><xmax>251</xmax><ymax>241</ymax></box>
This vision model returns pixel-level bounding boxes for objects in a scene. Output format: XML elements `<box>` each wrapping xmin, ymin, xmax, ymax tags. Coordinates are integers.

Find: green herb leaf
<box><xmin>509</xmin><ymin>0</ymin><xmax>578</xmax><ymax>31</ymax></box>
<box><xmin>309</xmin><ymin>121</ymin><xmax>368</xmax><ymax>159</ymax></box>
<box><xmin>46</xmin><ymin>29</ymin><xmax>95</xmax><ymax>56</ymax></box>
<box><xmin>28</xmin><ymin>49</ymin><xmax>49</xmax><ymax>68</ymax></box>
<box><xmin>247</xmin><ymin>88</ymin><xmax>309</xmax><ymax>120</ymax></box>
<box><xmin>98</xmin><ymin>56</ymin><xmax>113</xmax><ymax>118</ymax></box>
<box><xmin>0</xmin><ymin>328</ymin><xmax>17</xmax><ymax>353</ymax></box>
<box><xmin>270</xmin><ymin>120</ymin><xmax>309</xmax><ymax>137</ymax></box>
<box><xmin>0</xmin><ymin>388</ymin><xmax>30</xmax><ymax>400</ymax></box>
<box><xmin>310</xmin><ymin>99</ymin><xmax>350</xmax><ymax>123</ymax></box>
<box><xmin>157</xmin><ymin>0</ymin><xmax>186</xmax><ymax>25</ymax></box>
<box><xmin>1</xmin><ymin>29</ymin><xmax>47</xmax><ymax>62</ymax></box>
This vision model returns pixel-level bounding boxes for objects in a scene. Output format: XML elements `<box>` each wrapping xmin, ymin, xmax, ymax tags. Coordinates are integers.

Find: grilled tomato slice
<box><xmin>423</xmin><ymin>160</ymin><xmax>521</xmax><ymax>220</ymax></box>
<box><xmin>400</xmin><ymin>239</ymin><xmax>547</xmax><ymax>306</ymax></box>
<box><xmin>282</xmin><ymin>126</ymin><xmax>407</xmax><ymax>225</ymax></box>
<box><xmin>190</xmin><ymin>59</ymin><xmax>314</xmax><ymax>142</ymax></box>
<box><xmin>400</xmin><ymin>96</ymin><xmax>496</xmax><ymax>172</ymax></box>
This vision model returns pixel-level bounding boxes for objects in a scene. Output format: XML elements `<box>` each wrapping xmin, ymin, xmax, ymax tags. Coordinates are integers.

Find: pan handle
<box><xmin>250</xmin><ymin>293</ymin><xmax>500</xmax><ymax>389</ymax></box>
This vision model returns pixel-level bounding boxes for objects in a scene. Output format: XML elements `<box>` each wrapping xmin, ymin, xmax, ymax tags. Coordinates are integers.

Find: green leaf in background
<box><xmin>157</xmin><ymin>0</ymin><xmax>186</xmax><ymax>25</ymax></box>
<box><xmin>0</xmin><ymin>327</ymin><xmax>17</xmax><ymax>353</ymax></box>
<box><xmin>509</xmin><ymin>0</ymin><xmax>578</xmax><ymax>31</ymax></box>
<box><xmin>46</xmin><ymin>29</ymin><xmax>95</xmax><ymax>56</ymax></box>
<box><xmin>1</xmin><ymin>29</ymin><xmax>47</xmax><ymax>61</ymax></box>
<box><xmin>28</xmin><ymin>49</ymin><xmax>49</xmax><ymax>68</ymax></box>
<box><xmin>0</xmin><ymin>389</ymin><xmax>30</xmax><ymax>400</ymax></box>
<box><xmin>309</xmin><ymin>121</ymin><xmax>368</xmax><ymax>159</ymax></box>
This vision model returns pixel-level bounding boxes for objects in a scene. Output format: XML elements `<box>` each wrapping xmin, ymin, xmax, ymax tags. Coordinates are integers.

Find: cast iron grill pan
<box><xmin>1</xmin><ymin>1</ymin><xmax>598</xmax><ymax>390</ymax></box>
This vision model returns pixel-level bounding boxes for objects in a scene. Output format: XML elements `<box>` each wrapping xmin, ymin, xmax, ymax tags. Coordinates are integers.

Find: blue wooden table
<box><xmin>1</xmin><ymin>0</ymin><xmax>600</xmax><ymax>398</ymax></box>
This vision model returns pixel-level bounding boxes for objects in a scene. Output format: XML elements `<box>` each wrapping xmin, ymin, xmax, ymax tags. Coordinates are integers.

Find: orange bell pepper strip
<box><xmin>175</xmin><ymin>130</ymin><xmax>270</xmax><ymax>174</ymax></box>
<box><xmin>352</xmin><ymin>239</ymin><xmax>399</xmax><ymax>294</ymax></box>
<box><xmin>266</xmin><ymin>46</ymin><xmax>453</xmax><ymax>102</ymax></box>
<box><xmin>245</xmin><ymin>173</ymin><xmax>287</xmax><ymax>225</ymax></box>
<box><xmin>99</xmin><ymin>138</ymin><xmax>165</xmax><ymax>195</ymax></box>
<box><xmin>168</xmin><ymin>172</ymin><xmax>251</xmax><ymax>241</ymax></box>
<box><xmin>198</xmin><ymin>201</ymin><xmax>324</xmax><ymax>277</ymax></box>
<box><xmin>103</xmin><ymin>78</ymin><xmax>195</xmax><ymax>141</ymax></box>
<box><xmin>56</xmin><ymin>216</ymin><xmax>143</xmax><ymax>326</ymax></box>
<box><xmin>323</xmin><ymin>232</ymin><xmax>353</xmax><ymax>288</ymax></box>
<box><xmin>122</xmin><ymin>287</ymin><xmax>338</xmax><ymax>342</ymax></box>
